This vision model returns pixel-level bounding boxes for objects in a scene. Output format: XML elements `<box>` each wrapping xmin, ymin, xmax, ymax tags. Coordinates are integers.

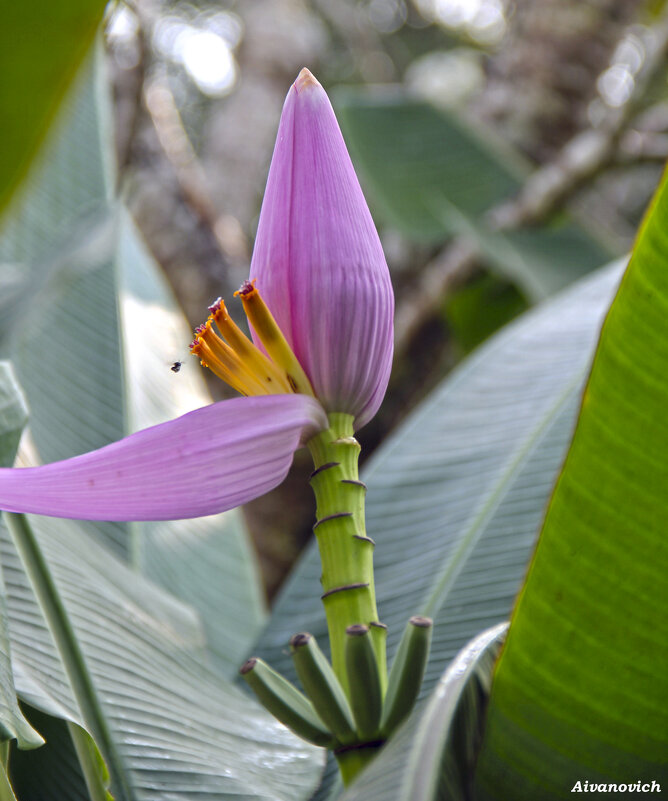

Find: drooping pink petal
<box><xmin>0</xmin><ymin>395</ymin><xmax>327</xmax><ymax>521</ymax></box>
<box><xmin>250</xmin><ymin>68</ymin><xmax>394</xmax><ymax>430</ymax></box>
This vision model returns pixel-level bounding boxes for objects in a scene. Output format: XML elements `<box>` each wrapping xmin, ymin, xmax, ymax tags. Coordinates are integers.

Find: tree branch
<box><xmin>394</xmin><ymin>9</ymin><xmax>668</xmax><ymax>355</ymax></box>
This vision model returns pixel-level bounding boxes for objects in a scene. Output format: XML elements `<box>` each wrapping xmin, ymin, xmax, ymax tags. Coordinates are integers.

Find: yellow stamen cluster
<box><xmin>190</xmin><ymin>282</ymin><xmax>314</xmax><ymax>398</ymax></box>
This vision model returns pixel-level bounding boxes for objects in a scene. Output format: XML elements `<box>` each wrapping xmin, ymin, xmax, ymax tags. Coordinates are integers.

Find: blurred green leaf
<box><xmin>339</xmin><ymin>624</ymin><xmax>506</xmax><ymax>801</ymax></box>
<box><xmin>474</xmin><ymin>174</ymin><xmax>668</xmax><ymax>797</ymax></box>
<box><xmin>0</xmin><ymin>49</ymin><xmax>120</xmax><ymax>466</ymax></box>
<box><xmin>0</xmin><ymin>45</ymin><xmax>265</xmax><ymax>671</ymax></box>
<box><xmin>0</xmin><ymin>509</ymin><xmax>323</xmax><ymax>801</ymax></box>
<box><xmin>336</xmin><ymin>93</ymin><xmax>615</xmax><ymax>298</ymax></box>
<box><xmin>0</xmin><ymin>0</ymin><xmax>107</xmax><ymax>215</ymax></box>
<box><xmin>444</xmin><ymin>273</ymin><xmax>528</xmax><ymax>354</ymax></box>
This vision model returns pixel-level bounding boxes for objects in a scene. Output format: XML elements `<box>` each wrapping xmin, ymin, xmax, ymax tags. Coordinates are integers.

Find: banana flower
<box><xmin>0</xmin><ymin>69</ymin><xmax>394</xmax><ymax>522</ymax></box>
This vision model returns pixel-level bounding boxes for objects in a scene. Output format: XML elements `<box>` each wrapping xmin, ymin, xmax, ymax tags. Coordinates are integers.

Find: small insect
<box><xmin>170</xmin><ymin>361</ymin><xmax>183</xmax><ymax>373</ymax></box>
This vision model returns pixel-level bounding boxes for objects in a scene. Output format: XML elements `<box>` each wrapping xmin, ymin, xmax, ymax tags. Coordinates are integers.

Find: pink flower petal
<box><xmin>0</xmin><ymin>395</ymin><xmax>327</xmax><ymax>521</ymax></box>
<box><xmin>250</xmin><ymin>69</ymin><xmax>394</xmax><ymax>429</ymax></box>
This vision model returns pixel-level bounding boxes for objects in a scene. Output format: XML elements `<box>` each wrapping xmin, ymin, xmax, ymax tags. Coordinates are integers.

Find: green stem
<box><xmin>67</xmin><ymin>723</ymin><xmax>113</xmax><ymax>801</ymax></box>
<box><xmin>0</xmin><ymin>743</ymin><xmax>13</xmax><ymax>801</ymax></box>
<box><xmin>307</xmin><ymin>413</ymin><xmax>386</xmax><ymax>697</ymax></box>
<box><xmin>0</xmin><ymin>764</ymin><xmax>17</xmax><ymax>801</ymax></box>
<box><xmin>335</xmin><ymin>743</ymin><xmax>385</xmax><ymax>786</ymax></box>
<box><xmin>5</xmin><ymin>514</ymin><xmax>131</xmax><ymax>801</ymax></box>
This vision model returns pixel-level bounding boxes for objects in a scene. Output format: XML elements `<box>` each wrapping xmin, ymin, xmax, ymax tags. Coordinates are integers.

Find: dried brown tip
<box><xmin>289</xmin><ymin>632</ymin><xmax>312</xmax><ymax>649</ymax></box>
<box><xmin>409</xmin><ymin>616</ymin><xmax>433</xmax><ymax>628</ymax></box>
<box><xmin>295</xmin><ymin>67</ymin><xmax>320</xmax><ymax>92</ymax></box>
<box><xmin>239</xmin><ymin>657</ymin><xmax>257</xmax><ymax>675</ymax></box>
<box><xmin>346</xmin><ymin>624</ymin><xmax>369</xmax><ymax>636</ymax></box>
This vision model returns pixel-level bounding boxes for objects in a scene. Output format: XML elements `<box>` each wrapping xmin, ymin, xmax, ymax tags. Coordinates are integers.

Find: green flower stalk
<box><xmin>307</xmin><ymin>414</ymin><xmax>385</xmax><ymax>694</ymax></box>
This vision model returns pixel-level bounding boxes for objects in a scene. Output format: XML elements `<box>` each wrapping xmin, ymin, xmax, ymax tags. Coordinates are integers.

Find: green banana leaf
<box><xmin>0</xmin><ymin>364</ymin><xmax>323</xmax><ymax>800</ymax></box>
<box><xmin>3</xmin><ymin>512</ymin><xmax>323</xmax><ymax>801</ymax></box>
<box><xmin>335</xmin><ymin>92</ymin><xmax>615</xmax><ymax>298</ymax></box>
<box><xmin>473</xmin><ymin>175</ymin><xmax>668</xmax><ymax>796</ymax></box>
<box><xmin>0</xmin><ymin>48</ymin><xmax>265</xmax><ymax>674</ymax></box>
<box><xmin>0</xmin><ymin>0</ymin><xmax>107</xmax><ymax>215</ymax></box>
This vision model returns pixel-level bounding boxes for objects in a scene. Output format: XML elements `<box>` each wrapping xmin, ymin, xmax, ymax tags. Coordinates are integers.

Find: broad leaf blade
<box><xmin>474</xmin><ymin>177</ymin><xmax>668</xmax><ymax>796</ymax></box>
<box><xmin>1</xmin><ymin>52</ymin><xmax>127</xmax><ymax>557</ymax></box>
<box><xmin>336</xmin><ymin>93</ymin><xmax>614</xmax><ymax>298</ymax></box>
<box><xmin>0</xmin><ymin>509</ymin><xmax>323</xmax><ymax>801</ymax></box>
<box><xmin>1</xmin><ymin>45</ymin><xmax>265</xmax><ymax>664</ymax></box>
<box><xmin>0</xmin><ymin>51</ymin><xmax>125</xmax><ymax>456</ymax></box>
<box><xmin>6</xmin><ymin>511</ymin><xmax>136</xmax><ymax>800</ymax></box>
<box><xmin>0</xmin><ymin>1</ymin><xmax>107</xmax><ymax>215</ymax></box>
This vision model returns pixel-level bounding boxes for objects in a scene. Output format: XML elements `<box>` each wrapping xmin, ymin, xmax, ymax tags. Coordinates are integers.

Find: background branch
<box><xmin>394</xmin><ymin>8</ymin><xmax>668</xmax><ymax>357</ymax></box>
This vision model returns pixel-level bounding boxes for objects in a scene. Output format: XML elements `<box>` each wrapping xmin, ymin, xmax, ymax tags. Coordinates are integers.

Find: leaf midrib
<box><xmin>420</xmin><ymin>370</ymin><xmax>586</xmax><ymax>619</ymax></box>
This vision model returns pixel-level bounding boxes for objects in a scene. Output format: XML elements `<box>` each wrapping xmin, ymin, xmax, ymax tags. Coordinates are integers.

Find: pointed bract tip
<box><xmin>294</xmin><ymin>67</ymin><xmax>321</xmax><ymax>93</ymax></box>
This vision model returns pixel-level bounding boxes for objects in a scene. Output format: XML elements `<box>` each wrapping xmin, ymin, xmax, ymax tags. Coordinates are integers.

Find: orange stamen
<box><xmin>236</xmin><ymin>281</ymin><xmax>314</xmax><ymax>397</ymax></box>
<box><xmin>190</xmin><ymin>286</ymin><xmax>308</xmax><ymax>399</ymax></box>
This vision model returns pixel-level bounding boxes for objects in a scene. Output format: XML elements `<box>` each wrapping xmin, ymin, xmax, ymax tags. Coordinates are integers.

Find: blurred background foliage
<box><xmin>102</xmin><ymin>0</ymin><xmax>668</xmax><ymax>597</ymax></box>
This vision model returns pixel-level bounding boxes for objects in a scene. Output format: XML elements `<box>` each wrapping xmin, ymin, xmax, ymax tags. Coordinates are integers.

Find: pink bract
<box><xmin>250</xmin><ymin>69</ymin><xmax>394</xmax><ymax>430</ymax></box>
<box><xmin>0</xmin><ymin>396</ymin><xmax>326</xmax><ymax>520</ymax></box>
